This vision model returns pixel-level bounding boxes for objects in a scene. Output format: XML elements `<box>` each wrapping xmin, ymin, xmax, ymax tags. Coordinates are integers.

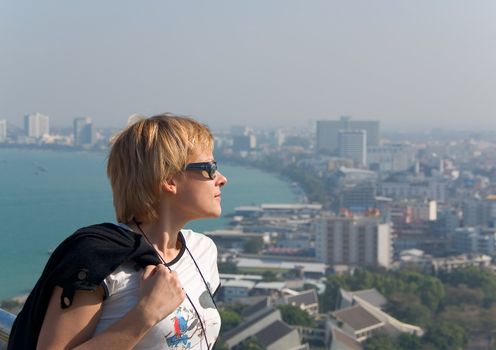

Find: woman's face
<box><xmin>170</xmin><ymin>149</ymin><xmax>227</xmax><ymax>222</ymax></box>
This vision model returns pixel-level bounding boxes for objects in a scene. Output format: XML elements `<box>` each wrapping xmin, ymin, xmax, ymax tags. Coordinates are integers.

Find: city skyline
<box><xmin>1</xmin><ymin>1</ymin><xmax>496</xmax><ymax>131</ymax></box>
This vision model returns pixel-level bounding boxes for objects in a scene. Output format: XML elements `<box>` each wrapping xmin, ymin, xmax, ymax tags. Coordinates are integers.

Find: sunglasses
<box><xmin>185</xmin><ymin>161</ymin><xmax>218</xmax><ymax>180</ymax></box>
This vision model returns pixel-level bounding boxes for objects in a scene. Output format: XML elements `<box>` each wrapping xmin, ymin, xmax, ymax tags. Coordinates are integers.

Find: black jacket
<box><xmin>8</xmin><ymin>223</ymin><xmax>161</xmax><ymax>350</ymax></box>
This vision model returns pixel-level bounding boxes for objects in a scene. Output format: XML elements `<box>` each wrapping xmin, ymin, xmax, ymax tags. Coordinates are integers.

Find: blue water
<box><xmin>0</xmin><ymin>148</ymin><xmax>297</xmax><ymax>299</ymax></box>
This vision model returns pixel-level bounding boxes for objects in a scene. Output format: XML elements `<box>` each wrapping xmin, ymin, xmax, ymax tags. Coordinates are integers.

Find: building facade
<box><xmin>380</xmin><ymin>178</ymin><xmax>447</xmax><ymax>202</ymax></box>
<box><xmin>315</xmin><ymin>215</ymin><xmax>392</xmax><ymax>268</ymax></box>
<box><xmin>338</xmin><ymin>130</ymin><xmax>367</xmax><ymax>167</ymax></box>
<box><xmin>316</xmin><ymin>116</ymin><xmax>379</xmax><ymax>154</ymax></box>
<box><xmin>453</xmin><ymin>227</ymin><xmax>496</xmax><ymax>256</ymax></box>
<box><xmin>0</xmin><ymin>119</ymin><xmax>6</xmax><ymax>142</ymax></box>
<box><xmin>367</xmin><ymin>144</ymin><xmax>416</xmax><ymax>172</ymax></box>
<box><xmin>73</xmin><ymin>117</ymin><xmax>94</xmax><ymax>146</ymax></box>
<box><xmin>24</xmin><ymin>113</ymin><xmax>49</xmax><ymax>138</ymax></box>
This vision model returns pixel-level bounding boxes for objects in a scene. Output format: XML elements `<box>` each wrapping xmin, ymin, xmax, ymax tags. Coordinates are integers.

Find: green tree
<box><xmin>396</xmin><ymin>333</ymin><xmax>422</xmax><ymax>350</ymax></box>
<box><xmin>320</xmin><ymin>275</ymin><xmax>348</xmax><ymax>312</ymax></box>
<box><xmin>237</xmin><ymin>337</ymin><xmax>264</xmax><ymax>350</ymax></box>
<box><xmin>438</xmin><ymin>267</ymin><xmax>496</xmax><ymax>306</ymax></box>
<box><xmin>218</xmin><ymin>260</ymin><xmax>238</xmax><ymax>274</ymax></box>
<box><xmin>418</xmin><ymin>277</ymin><xmax>445</xmax><ymax>311</ymax></box>
<box><xmin>364</xmin><ymin>334</ymin><xmax>399</xmax><ymax>350</ymax></box>
<box><xmin>277</xmin><ymin>304</ymin><xmax>315</xmax><ymax>327</ymax></box>
<box><xmin>219</xmin><ymin>309</ymin><xmax>242</xmax><ymax>334</ymax></box>
<box><xmin>244</xmin><ymin>237</ymin><xmax>264</xmax><ymax>254</ymax></box>
<box><xmin>443</xmin><ymin>284</ymin><xmax>485</xmax><ymax>306</ymax></box>
<box><xmin>213</xmin><ymin>339</ymin><xmax>229</xmax><ymax>350</ymax></box>
<box><xmin>387</xmin><ymin>293</ymin><xmax>432</xmax><ymax>327</ymax></box>
<box><xmin>262</xmin><ymin>270</ymin><xmax>278</xmax><ymax>282</ymax></box>
<box><xmin>423</xmin><ymin>322</ymin><xmax>467</xmax><ymax>350</ymax></box>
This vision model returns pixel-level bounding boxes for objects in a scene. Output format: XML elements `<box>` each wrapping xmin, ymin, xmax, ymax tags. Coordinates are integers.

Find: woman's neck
<box><xmin>130</xmin><ymin>220</ymin><xmax>184</xmax><ymax>262</ymax></box>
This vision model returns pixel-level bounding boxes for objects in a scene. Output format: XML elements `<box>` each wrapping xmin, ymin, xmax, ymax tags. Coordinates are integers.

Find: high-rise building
<box><xmin>338</xmin><ymin>130</ymin><xmax>367</xmax><ymax>166</ymax></box>
<box><xmin>316</xmin><ymin>116</ymin><xmax>379</xmax><ymax>154</ymax></box>
<box><xmin>24</xmin><ymin>113</ymin><xmax>50</xmax><ymax>138</ymax></box>
<box><xmin>340</xmin><ymin>181</ymin><xmax>377</xmax><ymax>214</ymax></box>
<box><xmin>230</xmin><ymin>125</ymin><xmax>249</xmax><ymax>137</ymax></box>
<box><xmin>0</xmin><ymin>119</ymin><xmax>6</xmax><ymax>142</ymax></box>
<box><xmin>336</xmin><ymin>167</ymin><xmax>378</xmax><ymax>213</ymax></box>
<box><xmin>233</xmin><ymin>134</ymin><xmax>256</xmax><ymax>152</ymax></box>
<box><xmin>73</xmin><ymin>117</ymin><xmax>94</xmax><ymax>146</ymax></box>
<box><xmin>315</xmin><ymin>215</ymin><xmax>392</xmax><ymax>268</ymax></box>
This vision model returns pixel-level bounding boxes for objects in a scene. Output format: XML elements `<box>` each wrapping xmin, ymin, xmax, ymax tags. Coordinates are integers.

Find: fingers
<box><xmin>142</xmin><ymin>264</ymin><xmax>157</xmax><ymax>280</ymax></box>
<box><xmin>138</xmin><ymin>264</ymin><xmax>186</xmax><ymax>325</ymax></box>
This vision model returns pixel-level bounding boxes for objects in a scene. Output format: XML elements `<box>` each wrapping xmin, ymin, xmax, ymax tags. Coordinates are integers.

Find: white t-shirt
<box><xmin>93</xmin><ymin>229</ymin><xmax>221</xmax><ymax>350</ymax></box>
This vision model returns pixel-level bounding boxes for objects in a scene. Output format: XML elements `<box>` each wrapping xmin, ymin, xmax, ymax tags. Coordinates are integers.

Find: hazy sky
<box><xmin>1</xmin><ymin>1</ymin><xmax>495</xmax><ymax>131</ymax></box>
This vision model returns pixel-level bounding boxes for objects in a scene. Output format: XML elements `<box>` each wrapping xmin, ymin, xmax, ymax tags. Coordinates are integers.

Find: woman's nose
<box><xmin>216</xmin><ymin>171</ymin><xmax>227</xmax><ymax>187</ymax></box>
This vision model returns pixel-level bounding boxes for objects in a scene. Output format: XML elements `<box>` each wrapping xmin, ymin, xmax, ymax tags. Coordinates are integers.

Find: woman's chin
<box><xmin>209</xmin><ymin>208</ymin><xmax>222</xmax><ymax>218</ymax></box>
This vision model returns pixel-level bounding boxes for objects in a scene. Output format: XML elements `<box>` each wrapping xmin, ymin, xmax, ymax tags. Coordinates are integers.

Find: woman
<box><xmin>8</xmin><ymin>114</ymin><xmax>227</xmax><ymax>349</ymax></box>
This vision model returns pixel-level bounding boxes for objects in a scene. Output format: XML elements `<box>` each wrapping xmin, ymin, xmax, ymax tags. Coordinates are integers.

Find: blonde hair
<box><xmin>107</xmin><ymin>113</ymin><xmax>213</xmax><ymax>223</ymax></box>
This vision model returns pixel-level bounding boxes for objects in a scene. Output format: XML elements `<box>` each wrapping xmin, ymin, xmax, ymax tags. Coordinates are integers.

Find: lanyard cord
<box><xmin>183</xmin><ymin>243</ymin><xmax>217</xmax><ymax>309</ymax></box>
<box><xmin>133</xmin><ymin>220</ymin><xmax>212</xmax><ymax>350</ymax></box>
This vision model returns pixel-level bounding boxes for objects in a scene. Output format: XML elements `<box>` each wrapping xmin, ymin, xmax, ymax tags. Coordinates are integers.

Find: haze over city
<box><xmin>1</xmin><ymin>0</ymin><xmax>496</xmax><ymax>131</ymax></box>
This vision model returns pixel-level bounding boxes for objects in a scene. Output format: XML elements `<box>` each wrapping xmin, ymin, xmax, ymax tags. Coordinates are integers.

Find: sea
<box><xmin>0</xmin><ymin>148</ymin><xmax>298</xmax><ymax>300</ymax></box>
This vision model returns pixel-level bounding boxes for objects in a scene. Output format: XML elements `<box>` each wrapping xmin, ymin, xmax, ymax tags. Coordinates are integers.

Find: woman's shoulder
<box><xmin>46</xmin><ymin>223</ymin><xmax>146</xmax><ymax>291</ymax></box>
<box><xmin>180</xmin><ymin>229</ymin><xmax>216</xmax><ymax>251</ymax></box>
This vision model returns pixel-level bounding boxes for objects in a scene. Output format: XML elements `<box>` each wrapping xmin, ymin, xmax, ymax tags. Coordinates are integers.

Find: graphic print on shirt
<box><xmin>165</xmin><ymin>306</ymin><xmax>201</xmax><ymax>349</ymax></box>
<box><xmin>199</xmin><ymin>282</ymin><xmax>216</xmax><ymax>310</ymax></box>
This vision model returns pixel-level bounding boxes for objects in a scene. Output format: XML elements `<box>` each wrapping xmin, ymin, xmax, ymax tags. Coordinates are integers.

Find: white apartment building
<box><xmin>0</xmin><ymin>119</ymin><xmax>6</xmax><ymax>142</ymax></box>
<box><xmin>24</xmin><ymin>113</ymin><xmax>50</xmax><ymax>138</ymax></box>
<box><xmin>315</xmin><ymin>215</ymin><xmax>392</xmax><ymax>268</ymax></box>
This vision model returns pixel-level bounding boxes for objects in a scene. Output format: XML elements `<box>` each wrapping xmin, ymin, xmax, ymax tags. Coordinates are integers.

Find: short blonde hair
<box><xmin>107</xmin><ymin>113</ymin><xmax>213</xmax><ymax>223</ymax></box>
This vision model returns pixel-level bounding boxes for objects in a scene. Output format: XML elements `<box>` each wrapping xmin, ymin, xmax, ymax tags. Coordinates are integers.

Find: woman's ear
<box><xmin>161</xmin><ymin>178</ymin><xmax>177</xmax><ymax>194</ymax></box>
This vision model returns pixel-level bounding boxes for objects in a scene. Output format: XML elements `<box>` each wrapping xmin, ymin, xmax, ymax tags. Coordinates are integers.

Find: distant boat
<box><xmin>33</xmin><ymin>161</ymin><xmax>47</xmax><ymax>172</ymax></box>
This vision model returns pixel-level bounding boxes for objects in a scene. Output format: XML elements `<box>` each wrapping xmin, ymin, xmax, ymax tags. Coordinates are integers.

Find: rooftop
<box><xmin>255</xmin><ymin>320</ymin><xmax>294</xmax><ymax>347</ymax></box>
<box><xmin>223</xmin><ymin>308</ymin><xmax>278</xmax><ymax>340</ymax></box>
<box><xmin>340</xmin><ymin>288</ymin><xmax>387</xmax><ymax>309</ymax></box>
<box><xmin>261</xmin><ymin>203</ymin><xmax>322</xmax><ymax>210</ymax></box>
<box><xmin>331</xmin><ymin>326</ymin><xmax>362</xmax><ymax>350</ymax></box>
<box><xmin>241</xmin><ymin>297</ymin><xmax>272</xmax><ymax>319</ymax></box>
<box><xmin>236</xmin><ymin>257</ymin><xmax>327</xmax><ymax>273</ymax></box>
<box><xmin>223</xmin><ymin>280</ymin><xmax>256</xmax><ymax>289</ymax></box>
<box><xmin>220</xmin><ymin>273</ymin><xmax>263</xmax><ymax>281</ymax></box>
<box><xmin>334</xmin><ymin>305</ymin><xmax>383</xmax><ymax>331</ymax></box>
<box><xmin>254</xmin><ymin>281</ymin><xmax>287</xmax><ymax>290</ymax></box>
<box><xmin>286</xmin><ymin>289</ymin><xmax>318</xmax><ymax>306</ymax></box>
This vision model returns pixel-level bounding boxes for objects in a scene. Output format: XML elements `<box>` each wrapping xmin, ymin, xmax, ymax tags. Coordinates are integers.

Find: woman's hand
<box><xmin>37</xmin><ymin>264</ymin><xmax>185</xmax><ymax>350</ymax></box>
<box><xmin>137</xmin><ymin>264</ymin><xmax>186</xmax><ymax>326</ymax></box>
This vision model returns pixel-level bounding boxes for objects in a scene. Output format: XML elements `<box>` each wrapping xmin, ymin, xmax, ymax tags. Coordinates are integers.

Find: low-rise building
<box><xmin>222</xmin><ymin>280</ymin><xmax>256</xmax><ymax>304</ymax></box>
<box><xmin>283</xmin><ymin>289</ymin><xmax>319</xmax><ymax>316</ymax></box>
<box><xmin>329</xmin><ymin>289</ymin><xmax>423</xmax><ymax>348</ymax></box>
<box><xmin>398</xmin><ymin>249</ymin><xmax>492</xmax><ymax>272</ymax></box>
<box><xmin>223</xmin><ymin>308</ymin><xmax>303</xmax><ymax>350</ymax></box>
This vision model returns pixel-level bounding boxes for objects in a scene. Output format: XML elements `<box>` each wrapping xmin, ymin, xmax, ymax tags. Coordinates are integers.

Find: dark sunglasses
<box><xmin>185</xmin><ymin>161</ymin><xmax>218</xmax><ymax>180</ymax></box>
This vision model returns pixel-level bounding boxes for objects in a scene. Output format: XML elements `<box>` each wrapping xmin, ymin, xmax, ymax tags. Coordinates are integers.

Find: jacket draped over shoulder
<box><xmin>8</xmin><ymin>223</ymin><xmax>160</xmax><ymax>350</ymax></box>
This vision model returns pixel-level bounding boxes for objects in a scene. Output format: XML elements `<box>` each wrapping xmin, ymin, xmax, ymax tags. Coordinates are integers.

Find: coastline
<box><xmin>0</xmin><ymin>142</ymin><xmax>107</xmax><ymax>153</ymax></box>
<box><xmin>1</xmin><ymin>151</ymin><xmax>302</xmax><ymax>301</ymax></box>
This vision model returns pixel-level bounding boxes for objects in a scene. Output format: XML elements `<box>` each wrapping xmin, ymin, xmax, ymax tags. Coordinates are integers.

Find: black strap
<box><xmin>133</xmin><ymin>220</ymin><xmax>215</xmax><ymax>350</ymax></box>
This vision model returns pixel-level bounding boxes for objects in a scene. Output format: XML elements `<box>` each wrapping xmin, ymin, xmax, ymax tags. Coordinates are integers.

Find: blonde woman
<box><xmin>9</xmin><ymin>114</ymin><xmax>227</xmax><ymax>350</ymax></box>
